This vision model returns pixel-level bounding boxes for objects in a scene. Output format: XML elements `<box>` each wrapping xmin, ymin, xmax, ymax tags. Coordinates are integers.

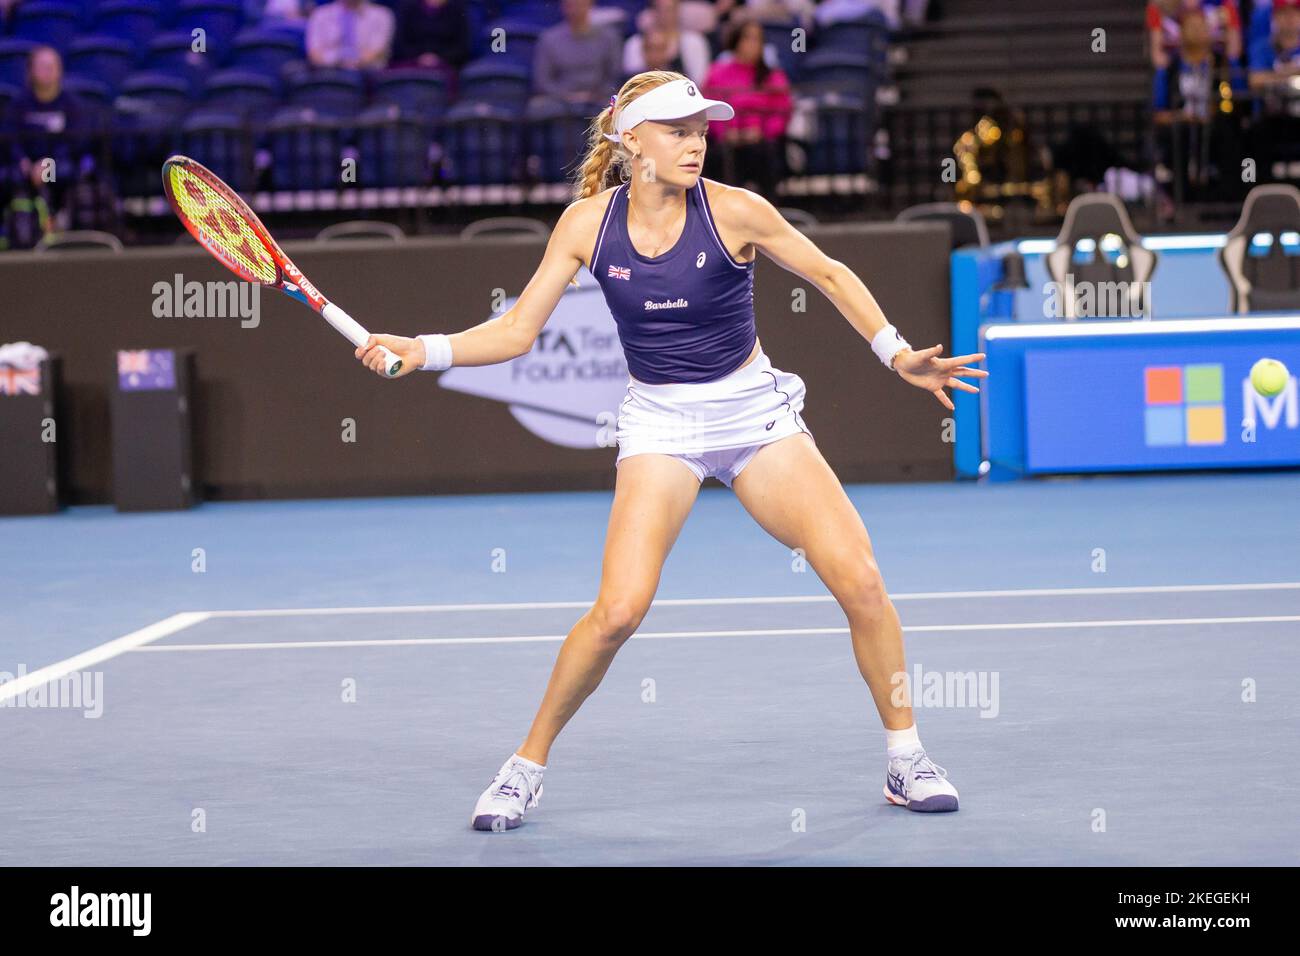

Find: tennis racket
<box><xmin>161</xmin><ymin>155</ymin><xmax>402</xmax><ymax>377</ymax></box>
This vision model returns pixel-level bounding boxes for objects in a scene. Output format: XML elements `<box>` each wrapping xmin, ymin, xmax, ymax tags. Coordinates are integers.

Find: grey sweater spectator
<box><xmin>533</xmin><ymin>0</ymin><xmax>623</xmax><ymax>104</ymax></box>
<box><xmin>306</xmin><ymin>0</ymin><xmax>396</xmax><ymax>70</ymax></box>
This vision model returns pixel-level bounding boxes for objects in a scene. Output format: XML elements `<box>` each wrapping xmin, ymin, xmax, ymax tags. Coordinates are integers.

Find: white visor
<box><xmin>603</xmin><ymin>79</ymin><xmax>734</xmax><ymax>144</ymax></box>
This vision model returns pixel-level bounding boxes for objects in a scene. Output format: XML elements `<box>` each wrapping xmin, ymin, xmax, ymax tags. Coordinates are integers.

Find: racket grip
<box><xmin>378</xmin><ymin>346</ymin><xmax>403</xmax><ymax>377</ymax></box>
<box><xmin>323</xmin><ymin>302</ymin><xmax>403</xmax><ymax>377</ymax></box>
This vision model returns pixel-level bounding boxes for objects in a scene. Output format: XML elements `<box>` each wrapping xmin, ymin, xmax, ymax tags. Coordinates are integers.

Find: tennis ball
<box><xmin>1250</xmin><ymin>358</ymin><xmax>1290</xmax><ymax>398</ymax></box>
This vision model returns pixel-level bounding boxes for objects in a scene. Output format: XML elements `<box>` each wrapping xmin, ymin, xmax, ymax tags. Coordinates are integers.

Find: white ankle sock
<box><xmin>886</xmin><ymin>725</ymin><xmax>922</xmax><ymax>758</ymax></box>
<box><xmin>512</xmin><ymin>753</ymin><xmax>546</xmax><ymax>772</ymax></box>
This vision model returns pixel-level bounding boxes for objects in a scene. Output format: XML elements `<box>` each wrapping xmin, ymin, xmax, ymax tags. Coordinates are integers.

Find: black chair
<box><xmin>34</xmin><ymin>231</ymin><xmax>125</xmax><ymax>253</ymax></box>
<box><xmin>1219</xmin><ymin>184</ymin><xmax>1300</xmax><ymax>314</ymax></box>
<box><xmin>316</xmin><ymin>220</ymin><xmax>406</xmax><ymax>243</ymax></box>
<box><xmin>896</xmin><ymin>202</ymin><xmax>989</xmax><ymax>250</ymax></box>
<box><xmin>1044</xmin><ymin>193</ymin><xmax>1157</xmax><ymax>319</ymax></box>
<box><xmin>460</xmin><ymin>217</ymin><xmax>549</xmax><ymax>240</ymax></box>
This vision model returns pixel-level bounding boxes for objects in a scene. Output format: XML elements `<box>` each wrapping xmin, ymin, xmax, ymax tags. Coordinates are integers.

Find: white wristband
<box><xmin>871</xmin><ymin>324</ymin><xmax>910</xmax><ymax>369</ymax></box>
<box><xmin>417</xmin><ymin>333</ymin><xmax>453</xmax><ymax>371</ymax></box>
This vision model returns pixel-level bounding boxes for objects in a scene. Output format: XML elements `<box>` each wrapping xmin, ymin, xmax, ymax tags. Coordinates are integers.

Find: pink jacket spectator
<box><xmin>703</xmin><ymin>60</ymin><xmax>793</xmax><ymax>141</ymax></box>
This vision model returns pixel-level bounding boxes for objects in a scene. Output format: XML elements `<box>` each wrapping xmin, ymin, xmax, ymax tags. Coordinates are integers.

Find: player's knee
<box><xmin>828</xmin><ymin>549</ymin><xmax>890</xmax><ymax>618</ymax></box>
<box><xmin>591</xmin><ymin>596</ymin><xmax>649</xmax><ymax>642</ymax></box>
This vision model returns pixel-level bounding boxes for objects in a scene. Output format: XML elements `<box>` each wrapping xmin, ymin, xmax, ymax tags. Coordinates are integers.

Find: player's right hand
<box><xmin>355</xmin><ymin>334</ymin><xmax>422</xmax><ymax>378</ymax></box>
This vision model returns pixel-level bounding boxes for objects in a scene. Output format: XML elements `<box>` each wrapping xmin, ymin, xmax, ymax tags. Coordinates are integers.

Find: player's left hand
<box><xmin>892</xmin><ymin>344</ymin><xmax>988</xmax><ymax>411</ymax></box>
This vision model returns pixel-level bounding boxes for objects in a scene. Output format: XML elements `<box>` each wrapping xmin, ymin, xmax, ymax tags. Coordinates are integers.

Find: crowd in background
<box><xmin>0</xmin><ymin>0</ymin><xmax>931</xmax><ymax>248</ymax></box>
<box><xmin>1148</xmin><ymin>0</ymin><xmax>1300</xmax><ymax>199</ymax></box>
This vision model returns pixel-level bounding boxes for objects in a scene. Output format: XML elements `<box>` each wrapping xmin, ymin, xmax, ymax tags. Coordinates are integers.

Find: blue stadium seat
<box><xmin>203</xmin><ymin>70</ymin><xmax>280</xmax><ymax>117</ymax></box>
<box><xmin>173</xmin><ymin>1</ymin><xmax>246</xmax><ymax>63</ymax></box>
<box><xmin>11</xmin><ymin>3</ymin><xmax>83</xmax><ymax>51</ymax></box>
<box><xmin>804</xmin><ymin>92</ymin><xmax>871</xmax><ymax>176</ymax></box>
<box><xmin>798</xmin><ymin>50</ymin><xmax>883</xmax><ymax>99</ymax></box>
<box><xmin>112</xmin><ymin>93</ymin><xmax>180</xmax><ymax>196</ymax></box>
<box><xmin>0</xmin><ymin>39</ymin><xmax>38</xmax><ymax>88</ymax></box>
<box><xmin>762</xmin><ymin>19</ymin><xmax>806</xmax><ymax>83</ymax></box>
<box><xmin>0</xmin><ymin>82</ymin><xmax>19</xmax><ymax>115</ymax></box>
<box><xmin>353</xmin><ymin>103</ymin><xmax>434</xmax><ymax>187</ymax></box>
<box><xmin>505</xmin><ymin>1</ymin><xmax>565</xmax><ymax>29</ymax></box>
<box><xmin>810</xmin><ymin>12</ymin><xmax>891</xmax><ymax>59</ymax></box>
<box><xmin>229</xmin><ymin>29</ymin><xmax>303</xmax><ymax>79</ymax></box>
<box><xmin>524</xmin><ymin>96</ymin><xmax>593</xmax><ymax>184</ymax></box>
<box><xmin>284</xmin><ymin>67</ymin><xmax>366</xmax><ymax>117</ymax></box>
<box><xmin>440</xmin><ymin>100</ymin><xmax>521</xmax><ymax>185</ymax></box>
<box><xmin>66</xmin><ymin>37</ymin><xmax>139</xmax><ymax>94</ymax></box>
<box><xmin>266</xmin><ymin>105</ymin><xmax>347</xmax><ymax>190</ymax></box>
<box><xmin>482</xmin><ymin>18</ymin><xmax>544</xmax><ymax>68</ymax></box>
<box><xmin>181</xmin><ymin>109</ymin><xmax>252</xmax><ymax>191</ymax></box>
<box><xmin>457</xmin><ymin>58</ymin><xmax>531</xmax><ymax>110</ymax></box>
<box><xmin>147</xmin><ymin>32</ymin><xmax>215</xmax><ymax>92</ymax></box>
<box><xmin>60</xmin><ymin>75</ymin><xmax>114</xmax><ymax>133</ymax></box>
<box><xmin>118</xmin><ymin>72</ymin><xmax>194</xmax><ymax>119</ymax></box>
<box><xmin>94</xmin><ymin>1</ymin><xmax>163</xmax><ymax>54</ymax></box>
<box><xmin>373</xmin><ymin>68</ymin><xmax>449</xmax><ymax>117</ymax></box>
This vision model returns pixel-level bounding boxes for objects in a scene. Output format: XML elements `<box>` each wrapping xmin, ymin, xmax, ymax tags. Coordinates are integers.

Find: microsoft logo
<box><xmin>1144</xmin><ymin>364</ymin><xmax>1226</xmax><ymax>446</ymax></box>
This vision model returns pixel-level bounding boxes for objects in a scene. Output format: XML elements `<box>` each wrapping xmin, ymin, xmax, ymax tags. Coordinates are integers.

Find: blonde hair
<box><xmin>565</xmin><ymin>70</ymin><xmax>691</xmax><ymax>287</ymax></box>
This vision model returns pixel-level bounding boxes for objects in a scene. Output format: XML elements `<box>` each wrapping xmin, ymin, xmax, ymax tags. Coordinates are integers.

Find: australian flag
<box><xmin>117</xmin><ymin>349</ymin><xmax>176</xmax><ymax>392</ymax></box>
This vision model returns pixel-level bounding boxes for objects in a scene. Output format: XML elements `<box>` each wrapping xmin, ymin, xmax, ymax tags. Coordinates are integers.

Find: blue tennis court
<box><xmin>3</xmin><ymin>469</ymin><xmax>1297</xmax><ymax>866</ymax></box>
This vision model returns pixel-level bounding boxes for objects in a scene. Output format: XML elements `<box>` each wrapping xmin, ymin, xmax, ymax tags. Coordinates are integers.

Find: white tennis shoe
<box><xmin>883</xmin><ymin>748</ymin><xmax>960</xmax><ymax>812</ymax></box>
<box><xmin>470</xmin><ymin>753</ymin><xmax>545</xmax><ymax>831</ymax></box>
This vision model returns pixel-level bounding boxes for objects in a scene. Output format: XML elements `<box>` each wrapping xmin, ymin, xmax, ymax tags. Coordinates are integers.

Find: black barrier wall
<box><xmin>0</xmin><ymin>223</ymin><xmax>953</xmax><ymax>503</ymax></box>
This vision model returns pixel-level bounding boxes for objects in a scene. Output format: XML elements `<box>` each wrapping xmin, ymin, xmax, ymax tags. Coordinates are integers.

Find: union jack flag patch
<box><xmin>607</xmin><ymin>264</ymin><xmax>631</xmax><ymax>280</ymax></box>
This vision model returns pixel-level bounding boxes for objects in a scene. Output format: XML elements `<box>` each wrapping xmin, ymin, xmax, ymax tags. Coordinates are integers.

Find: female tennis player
<box><xmin>355</xmin><ymin>71</ymin><xmax>987</xmax><ymax>830</ymax></box>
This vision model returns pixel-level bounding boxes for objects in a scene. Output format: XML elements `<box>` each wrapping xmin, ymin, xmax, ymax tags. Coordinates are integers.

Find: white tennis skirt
<box><xmin>614</xmin><ymin>345</ymin><xmax>815</xmax><ymax>486</ymax></box>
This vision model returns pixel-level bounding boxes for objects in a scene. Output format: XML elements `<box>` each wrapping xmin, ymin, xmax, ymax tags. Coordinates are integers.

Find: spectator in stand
<box><xmin>1248</xmin><ymin>0</ymin><xmax>1300</xmax><ymax>94</ymax></box>
<box><xmin>2</xmin><ymin>46</ymin><xmax>86</xmax><ymax>248</ymax></box>
<box><xmin>1154</xmin><ymin>8</ymin><xmax>1245</xmax><ymax>118</ymax></box>
<box><xmin>625</xmin><ymin>0</ymin><xmax>712</xmax><ymax>83</ymax></box>
<box><xmin>1153</xmin><ymin>8</ymin><xmax>1246</xmax><ymax>200</ymax></box>
<box><xmin>1147</xmin><ymin>0</ymin><xmax>1242</xmax><ymax>70</ymax></box>
<box><xmin>636</xmin><ymin>0</ymin><xmax>738</xmax><ymax>35</ymax></box>
<box><xmin>702</xmin><ymin>15</ymin><xmax>793</xmax><ymax>196</ymax></box>
<box><xmin>533</xmin><ymin>0</ymin><xmax>623</xmax><ymax>106</ymax></box>
<box><xmin>641</xmin><ymin>26</ymin><xmax>689</xmax><ymax>75</ymax></box>
<box><xmin>743</xmin><ymin>0</ymin><xmax>816</xmax><ymax>30</ymax></box>
<box><xmin>306</xmin><ymin>0</ymin><xmax>396</xmax><ymax>70</ymax></box>
<box><xmin>391</xmin><ymin>0</ymin><xmax>470</xmax><ymax>78</ymax></box>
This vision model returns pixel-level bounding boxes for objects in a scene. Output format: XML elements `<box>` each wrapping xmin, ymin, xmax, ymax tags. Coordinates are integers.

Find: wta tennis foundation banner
<box><xmin>437</xmin><ymin>268</ymin><xmax>630</xmax><ymax>449</ymax></box>
<box><xmin>1023</xmin><ymin>344</ymin><xmax>1300</xmax><ymax>472</ymax></box>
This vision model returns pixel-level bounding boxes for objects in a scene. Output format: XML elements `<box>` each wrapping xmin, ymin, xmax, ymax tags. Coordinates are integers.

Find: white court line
<box><xmin>0</xmin><ymin>612</ymin><xmax>209</xmax><ymax>704</ymax></box>
<box><xmin>200</xmin><ymin>581</ymin><xmax>1300</xmax><ymax>617</ymax></box>
<box><xmin>129</xmin><ymin>614</ymin><xmax>1300</xmax><ymax>652</ymax></box>
<box><xmin>10</xmin><ymin>582</ymin><xmax>1300</xmax><ymax>687</ymax></box>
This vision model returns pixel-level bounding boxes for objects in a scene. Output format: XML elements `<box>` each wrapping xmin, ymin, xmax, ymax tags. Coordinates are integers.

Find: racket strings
<box><xmin>166</xmin><ymin>165</ymin><xmax>277</xmax><ymax>285</ymax></box>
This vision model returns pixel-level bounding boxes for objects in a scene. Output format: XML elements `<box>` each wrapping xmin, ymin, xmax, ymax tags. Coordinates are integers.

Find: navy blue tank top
<box><xmin>590</xmin><ymin>178</ymin><xmax>757</xmax><ymax>384</ymax></box>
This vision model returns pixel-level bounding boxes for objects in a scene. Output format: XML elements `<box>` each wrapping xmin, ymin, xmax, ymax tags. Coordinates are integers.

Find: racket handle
<box><xmin>323</xmin><ymin>302</ymin><xmax>403</xmax><ymax>377</ymax></box>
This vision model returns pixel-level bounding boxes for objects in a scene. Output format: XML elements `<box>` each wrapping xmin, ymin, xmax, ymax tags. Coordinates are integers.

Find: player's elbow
<box><xmin>819</xmin><ymin>259</ymin><xmax>851</xmax><ymax>295</ymax></box>
<box><xmin>513</xmin><ymin>332</ymin><xmax>536</xmax><ymax>360</ymax></box>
